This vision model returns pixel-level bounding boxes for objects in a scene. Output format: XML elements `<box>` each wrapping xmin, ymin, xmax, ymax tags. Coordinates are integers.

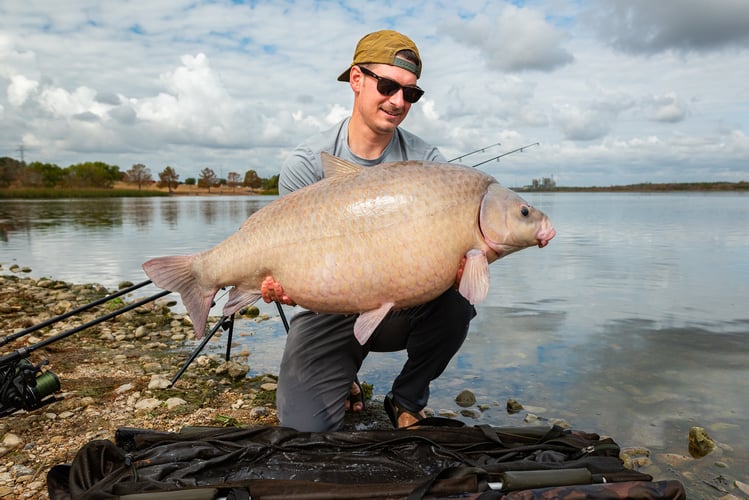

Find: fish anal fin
<box><xmin>223</xmin><ymin>287</ymin><xmax>262</xmax><ymax>317</ymax></box>
<box><xmin>354</xmin><ymin>302</ymin><xmax>395</xmax><ymax>345</ymax></box>
<box><xmin>458</xmin><ymin>249</ymin><xmax>490</xmax><ymax>305</ymax></box>
<box><xmin>321</xmin><ymin>152</ymin><xmax>364</xmax><ymax>178</ymax></box>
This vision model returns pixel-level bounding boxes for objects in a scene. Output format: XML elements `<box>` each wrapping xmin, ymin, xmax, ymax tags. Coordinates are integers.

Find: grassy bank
<box><xmin>0</xmin><ymin>184</ymin><xmax>278</xmax><ymax>198</ymax></box>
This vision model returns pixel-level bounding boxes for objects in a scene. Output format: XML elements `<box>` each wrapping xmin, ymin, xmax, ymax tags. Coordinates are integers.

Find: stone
<box><xmin>735</xmin><ymin>480</ymin><xmax>749</xmax><ymax>496</ymax></box>
<box><xmin>455</xmin><ymin>389</ymin><xmax>476</xmax><ymax>408</ymax></box>
<box><xmin>148</xmin><ymin>374</ymin><xmax>172</xmax><ymax>389</ymax></box>
<box><xmin>460</xmin><ymin>408</ymin><xmax>482</xmax><ymax>419</ymax></box>
<box><xmin>689</xmin><ymin>426</ymin><xmax>716</xmax><ymax>458</ymax></box>
<box><xmin>115</xmin><ymin>383</ymin><xmax>134</xmax><ymax>394</ymax></box>
<box><xmin>215</xmin><ymin>360</ymin><xmax>249</xmax><ymax>380</ymax></box>
<box><xmin>134</xmin><ymin>398</ymin><xmax>162</xmax><ymax>411</ymax></box>
<box><xmin>506</xmin><ymin>398</ymin><xmax>524</xmax><ymax>413</ymax></box>
<box><xmin>165</xmin><ymin>397</ymin><xmax>187</xmax><ymax>410</ymax></box>
<box><xmin>250</xmin><ymin>407</ymin><xmax>268</xmax><ymax>419</ymax></box>
<box><xmin>1</xmin><ymin>433</ymin><xmax>22</xmax><ymax>449</ymax></box>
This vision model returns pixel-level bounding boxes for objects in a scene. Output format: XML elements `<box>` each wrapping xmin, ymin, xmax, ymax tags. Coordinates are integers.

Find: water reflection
<box><xmin>161</xmin><ymin>200</ymin><xmax>179</xmax><ymax>228</ymax></box>
<box><xmin>132</xmin><ymin>200</ymin><xmax>154</xmax><ymax>229</ymax></box>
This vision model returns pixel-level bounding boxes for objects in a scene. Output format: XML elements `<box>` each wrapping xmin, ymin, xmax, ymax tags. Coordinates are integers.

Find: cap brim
<box><xmin>337</xmin><ymin>67</ymin><xmax>352</xmax><ymax>82</ymax></box>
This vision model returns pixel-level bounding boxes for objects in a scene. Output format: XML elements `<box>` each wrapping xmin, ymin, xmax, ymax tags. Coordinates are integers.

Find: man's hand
<box><xmin>260</xmin><ymin>275</ymin><xmax>296</xmax><ymax>306</ymax></box>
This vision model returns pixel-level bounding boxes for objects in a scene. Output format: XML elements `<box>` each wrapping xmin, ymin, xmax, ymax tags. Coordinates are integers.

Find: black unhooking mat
<box><xmin>47</xmin><ymin>423</ymin><xmax>686</xmax><ymax>499</ymax></box>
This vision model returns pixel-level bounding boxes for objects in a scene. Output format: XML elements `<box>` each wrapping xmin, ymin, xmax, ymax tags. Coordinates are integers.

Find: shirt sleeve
<box><xmin>278</xmin><ymin>145</ymin><xmax>324</xmax><ymax>196</ymax></box>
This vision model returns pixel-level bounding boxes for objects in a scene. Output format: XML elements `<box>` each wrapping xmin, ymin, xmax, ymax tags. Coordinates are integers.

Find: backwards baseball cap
<box><xmin>337</xmin><ymin>30</ymin><xmax>422</xmax><ymax>82</ymax></box>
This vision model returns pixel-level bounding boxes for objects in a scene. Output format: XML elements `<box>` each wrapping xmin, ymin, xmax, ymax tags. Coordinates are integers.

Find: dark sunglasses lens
<box><xmin>376</xmin><ymin>78</ymin><xmax>401</xmax><ymax>97</ymax></box>
<box><xmin>402</xmin><ymin>87</ymin><xmax>424</xmax><ymax>103</ymax></box>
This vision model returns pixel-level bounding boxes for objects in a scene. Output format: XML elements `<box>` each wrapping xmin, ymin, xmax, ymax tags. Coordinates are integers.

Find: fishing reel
<box><xmin>0</xmin><ymin>357</ymin><xmax>61</xmax><ymax>418</ymax></box>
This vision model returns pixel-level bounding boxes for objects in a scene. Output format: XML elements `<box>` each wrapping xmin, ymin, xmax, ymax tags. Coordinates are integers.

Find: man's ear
<box><xmin>349</xmin><ymin>66</ymin><xmax>363</xmax><ymax>92</ymax></box>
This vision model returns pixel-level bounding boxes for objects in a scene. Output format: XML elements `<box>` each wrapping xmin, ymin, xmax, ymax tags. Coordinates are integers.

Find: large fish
<box><xmin>142</xmin><ymin>153</ymin><xmax>556</xmax><ymax>344</ymax></box>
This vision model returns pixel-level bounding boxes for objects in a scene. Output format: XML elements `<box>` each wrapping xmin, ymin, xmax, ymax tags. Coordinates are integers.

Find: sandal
<box><xmin>384</xmin><ymin>393</ymin><xmax>466</xmax><ymax>429</ymax></box>
<box><xmin>347</xmin><ymin>376</ymin><xmax>366</xmax><ymax>412</ymax></box>
<box><xmin>384</xmin><ymin>392</ymin><xmax>423</xmax><ymax>428</ymax></box>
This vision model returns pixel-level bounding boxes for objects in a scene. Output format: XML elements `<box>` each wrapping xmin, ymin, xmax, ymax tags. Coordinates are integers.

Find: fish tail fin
<box><xmin>142</xmin><ymin>255</ymin><xmax>217</xmax><ymax>339</ymax></box>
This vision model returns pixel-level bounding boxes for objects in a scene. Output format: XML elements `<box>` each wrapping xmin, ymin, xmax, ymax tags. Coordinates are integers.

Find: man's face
<box><xmin>353</xmin><ymin>63</ymin><xmax>419</xmax><ymax>136</ymax></box>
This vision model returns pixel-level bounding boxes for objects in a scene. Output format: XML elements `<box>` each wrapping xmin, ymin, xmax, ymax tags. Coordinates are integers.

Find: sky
<box><xmin>1</xmin><ymin>0</ymin><xmax>748</xmax><ymax>187</ymax></box>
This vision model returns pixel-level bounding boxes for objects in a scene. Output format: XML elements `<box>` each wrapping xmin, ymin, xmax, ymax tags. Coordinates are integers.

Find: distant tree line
<box><xmin>0</xmin><ymin>157</ymin><xmax>279</xmax><ymax>193</ymax></box>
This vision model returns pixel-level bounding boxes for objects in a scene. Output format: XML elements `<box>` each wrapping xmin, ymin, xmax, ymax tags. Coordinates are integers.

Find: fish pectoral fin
<box><xmin>223</xmin><ymin>287</ymin><xmax>262</xmax><ymax>316</ymax></box>
<box><xmin>354</xmin><ymin>302</ymin><xmax>395</xmax><ymax>345</ymax></box>
<box><xmin>458</xmin><ymin>249</ymin><xmax>490</xmax><ymax>305</ymax></box>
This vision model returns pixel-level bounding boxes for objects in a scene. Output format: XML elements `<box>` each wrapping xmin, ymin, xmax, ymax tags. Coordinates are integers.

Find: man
<box><xmin>263</xmin><ymin>30</ymin><xmax>475</xmax><ymax>431</ymax></box>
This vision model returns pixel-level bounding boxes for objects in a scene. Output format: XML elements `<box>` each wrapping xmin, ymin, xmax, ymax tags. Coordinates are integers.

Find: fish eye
<box><xmin>521</xmin><ymin>206</ymin><xmax>530</xmax><ymax>217</ymax></box>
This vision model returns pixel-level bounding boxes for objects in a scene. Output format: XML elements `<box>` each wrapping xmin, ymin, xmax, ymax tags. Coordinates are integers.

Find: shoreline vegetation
<box><xmin>1</xmin><ymin>181</ymin><xmax>747</xmax><ymax>199</ymax></box>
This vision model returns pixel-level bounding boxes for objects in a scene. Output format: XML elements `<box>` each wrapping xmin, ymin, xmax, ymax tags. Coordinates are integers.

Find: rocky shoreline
<box><xmin>0</xmin><ymin>270</ymin><xmax>398</xmax><ymax>499</ymax></box>
<box><xmin>1</xmin><ymin>269</ymin><xmax>747</xmax><ymax>499</ymax></box>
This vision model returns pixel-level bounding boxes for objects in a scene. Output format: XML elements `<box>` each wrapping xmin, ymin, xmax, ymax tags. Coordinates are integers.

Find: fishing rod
<box><xmin>0</xmin><ymin>279</ymin><xmax>158</xmax><ymax>348</ymax></box>
<box><xmin>0</xmin><ymin>279</ymin><xmax>171</xmax><ymax>417</ymax></box>
<box><xmin>470</xmin><ymin>142</ymin><xmax>540</xmax><ymax>168</ymax></box>
<box><xmin>448</xmin><ymin>142</ymin><xmax>502</xmax><ymax>163</ymax></box>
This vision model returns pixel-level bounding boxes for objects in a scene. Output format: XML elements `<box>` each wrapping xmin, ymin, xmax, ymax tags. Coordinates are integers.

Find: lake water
<box><xmin>1</xmin><ymin>192</ymin><xmax>748</xmax><ymax>496</ymax></box>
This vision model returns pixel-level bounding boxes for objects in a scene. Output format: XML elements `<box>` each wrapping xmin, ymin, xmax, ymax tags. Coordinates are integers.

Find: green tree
<box><xmin>227</xmin><ymin>171</ymin><xmax>241</xmax><ymax>191</ymax></box>
<box><xmin>23</xmin><ymin>162</ymin><xmax>64</xmax><ymax>187</ymax></box>
<box><xmin>0</xmin><ymin>157</ymin><xmax>23</xmax><ymax>187</ymax></box>
<box><xmin>198</xmin><ymin>167</ymin><xmax>218</xmax><ymax>192</ymax></box>
<box><xmin>125</xmin><ymin>163</ymin><xmax>152</xmax><ymax>190</ymax></box>
<box><xmin>65</xmin><ymin>161</ymin><xmax>121</xmax><ymax>188</ymax></box>
<box><xmin>184</xmin><ymin>177</ymin><xmax>196</xmax><ymax>186</ymax></box>
<box><xmin>243</xmin><ymin>169</ymin><xmax>262</xmax><ymax>189</ymax></box>
<box><xmin>262</xmin><ymin>174</ymin><xmax>279</xmax><ymax>192</ymax></box>
<box><xmin>158</xmin><ymin>166</ymin><xmax>180</xmax><ymax>193</ymax></box>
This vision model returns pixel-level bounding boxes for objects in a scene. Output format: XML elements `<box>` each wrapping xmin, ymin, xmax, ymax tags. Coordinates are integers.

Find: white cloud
<box><xmin>0</xmin><ymin>1</ymin><xmax>746</xmax><ymax>185</ymax></box>
<box><xmin>444</xmin><ymin>5</ymin><xmax>574</xmax><ymax>72</ymax></box>
<box><xmin>7</xmin><ymin>75</ymin><xmax>39</xmax><ymax>106</ymax></box>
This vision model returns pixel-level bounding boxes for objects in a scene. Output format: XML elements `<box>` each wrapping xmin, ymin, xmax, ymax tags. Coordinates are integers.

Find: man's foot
<box><xmin>346</xmin><ymin>378</ymin><xmax>365</xmax><ymax>413</ymax></box>
<box><xmin>384</xmin><ymin>392</ymin><xmax>425</xmax><ymax>428</ymax></box>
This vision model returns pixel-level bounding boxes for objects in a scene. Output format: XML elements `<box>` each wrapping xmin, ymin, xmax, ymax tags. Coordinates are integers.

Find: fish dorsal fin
<box><xmin>321</xmin><ymin>152</ymin><xmax>364</xmax><ymax>178</ymax></box>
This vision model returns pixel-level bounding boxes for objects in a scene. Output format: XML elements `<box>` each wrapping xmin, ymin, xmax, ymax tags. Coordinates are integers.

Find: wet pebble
<box><xmin>455</xmin><ymin>389</ymin><xmax>476</xmax><ymax>408</ymax></box>
<box><xmin>506</xmin><ymin>398</ymin><xmax>524</xmax><ymax>413</ymax></box>
<box><xmin>688</xmin><ymin>426</ymin><xmax>716</xmax><ymax>458</ymax></box>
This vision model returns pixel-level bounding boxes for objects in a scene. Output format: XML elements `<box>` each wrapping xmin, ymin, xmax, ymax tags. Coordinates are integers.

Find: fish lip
<box><xmin>536</xmin><ymin>227</ymin><xmax>557</xmax><ymax>248</ymax></box>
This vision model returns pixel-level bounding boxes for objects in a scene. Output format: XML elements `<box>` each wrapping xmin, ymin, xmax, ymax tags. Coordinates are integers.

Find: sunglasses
<box><xmin>357</xmin><ymin>66</ymin><xmax>424</xmax><ymax>104</ymax></box>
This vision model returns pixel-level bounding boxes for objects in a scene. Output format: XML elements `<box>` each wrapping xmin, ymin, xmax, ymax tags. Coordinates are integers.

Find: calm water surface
<box><xmin>1</xmin><ymin>192</ymin><xmax>748</xmax><ymax>495</ymax></box>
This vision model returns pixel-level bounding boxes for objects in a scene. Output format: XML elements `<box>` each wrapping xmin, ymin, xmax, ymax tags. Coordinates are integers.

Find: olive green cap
<box><xmin>337</xmin><ymin>30</ymin><xmax>422</xmax><ymax>82</ymax></box>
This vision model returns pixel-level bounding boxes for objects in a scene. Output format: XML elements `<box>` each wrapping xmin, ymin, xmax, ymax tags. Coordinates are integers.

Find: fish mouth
<box><xmin>536</xmin><ymin>227</ymin><xmax>557</xmax><ymax>248</ymax></box>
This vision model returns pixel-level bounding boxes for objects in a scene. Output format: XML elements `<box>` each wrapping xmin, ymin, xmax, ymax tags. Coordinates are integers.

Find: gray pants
<box><xmin>276</xmin><ymin>288</ymin><xmax>475</xmax><ymax>431</ymax></box>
